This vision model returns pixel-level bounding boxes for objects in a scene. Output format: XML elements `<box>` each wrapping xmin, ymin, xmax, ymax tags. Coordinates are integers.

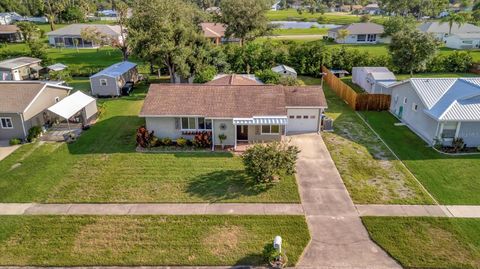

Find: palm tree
<box><xmin>441</xmin><ymin>12</ymin><xmax>467</xmax><ymax>36</ymax></box>
<box><xmin>337</xmin><ymin>29</ymin><xmax>350</xmax><ymax>44</ymax></box>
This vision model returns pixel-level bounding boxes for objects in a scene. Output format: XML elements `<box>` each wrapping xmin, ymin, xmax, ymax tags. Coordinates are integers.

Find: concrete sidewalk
<box><xmin>0</xmin><ymin>203</ymin><xmax>304</xmax><ymax>215</ymax></box>
<box><xmin>356</xmin><ymin>205</ymin><xmax>480</xmax><ymax>218</ymax></box>
<box><xmin>290</xmin><ymin>134</ymin><xmax>401</xmax><ymax>269</ymax></box>
<box><xmin>0</xmin><ymin>140</ymin><xmax>20</xmax><ymax>161</ymax></box>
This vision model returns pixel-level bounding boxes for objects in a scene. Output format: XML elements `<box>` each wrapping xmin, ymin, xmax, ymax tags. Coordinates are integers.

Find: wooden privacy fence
<box><xmin>321</xmin><ymin>66</ymin><xmax>391</xmax><ymax>111</ymax></box>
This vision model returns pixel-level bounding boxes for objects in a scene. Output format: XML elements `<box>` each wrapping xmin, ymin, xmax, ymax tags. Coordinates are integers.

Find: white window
<box><xmin>296</xmin><ymin>115</ymin><xmax>301</xmax><ymax>119</ymax></box>
<box><xmin>403</xmin><ymin>97</ymin><xmax>408</xmax><ymax>104</ymax></box>
<box><xmin>181</xmin><ymin>117</ymin><xmax>196</xmax><ymax>130</ymax></box>
<box><xmin>367</xmin><ymin>34</ymin><xmax>377</xmax><ymax>42</ymax></box>
<box><xmin>0</xmin><ymin>117</ymin><xmax>13</xmax><ymax>129</ymax></box>
<box><xmin>289</xmin><ymin>115</ymin><xmax>295</xmax><ymax>119</ymax></box>
<box><xmin>412</xmin><ymin>103</ymin><xmax>418</xmax><ymax>111</ymax></box>
<box><xmin>100</xmin><ymin>79</ymin><xmax>108</xmax><ymax>86</ymax></box>
<box><xmin>357</xmin><ymin>34</ymin><xmax>366</xmax><ymax>42</ymax></box>
<box><xmin>197</xmin><ymin>117</ymin><xmax>212</xmax><ymax>130</ymax></box>
<box><xmin>181</xmin><ymin>117</ymin><xmax>212</xmax><ymax>130</ymax></box>
<box><xmin>310</xmin><ymin>115</ymin><xmax>316</xmax><ymax>119</ymax></box>
<box><xmin>54</xmin><ymin>97</ymin><xmax>60</xmax><ymax>103</ymax></box>
<box><xmin>261</xmin><ymin>125</ymin><xmax>280</xmax><ymax>134</ymax></box>
<box><xmin>442</xmin><ymin>122</ymin><xmax>458</xmax><ymax>139</ymax></box>
<box><xmin>303</xmin><ymin>115</ymin><xmax>309</xmax><ymax>119</ymax></box>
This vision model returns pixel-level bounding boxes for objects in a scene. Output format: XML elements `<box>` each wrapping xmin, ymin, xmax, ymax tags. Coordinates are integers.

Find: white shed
<box><xmin>272</xmin><ymin>65</ymin><xmax>297</xmax><ymax>79</ymax></box>
<box><xmin>352</xmin><ymin>67</ymin><xmax>396</xmax><ymax>94</ymax></box>
<box><xmin>445</xmin><ymin>33</ymin><xmax>480</xmax><ymax>49</ymax></box>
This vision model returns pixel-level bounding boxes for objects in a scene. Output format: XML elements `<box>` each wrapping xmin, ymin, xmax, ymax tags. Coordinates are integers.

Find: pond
<box><xmin>270</xmin><ymin>21</ymin><xmax>340</xmax><ymax>29</ymax></box>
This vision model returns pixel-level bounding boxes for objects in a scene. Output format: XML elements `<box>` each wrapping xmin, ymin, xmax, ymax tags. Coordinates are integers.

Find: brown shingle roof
<box><xmin>206</xmin><ymin>74</ymin><xmax>261</xmax><ymax>85</ymax></box>
<box><xmin>140</xmin><ymin>84</ymin><xmax>327</xmax><ymax>118</ymax></box>
<box><xmin>0</xmin><ymin>25</ymin><xmax>19</xmax><ymax>34</ymax></box>
<box><xmin>200</xmin><ymin>22</ymin><xmax>226</xmax><ymax>38</ymax></box>
<box><xmin>0</xmin><ymin>82</ymin><xmax>45</xmax><ymax>113</ymax></box>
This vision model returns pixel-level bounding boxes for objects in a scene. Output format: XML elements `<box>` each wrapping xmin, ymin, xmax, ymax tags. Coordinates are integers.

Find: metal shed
<box><xmin>90</xmin><ymin>61</ymin><xmax>138</xmax><ymax>96</ymax></box>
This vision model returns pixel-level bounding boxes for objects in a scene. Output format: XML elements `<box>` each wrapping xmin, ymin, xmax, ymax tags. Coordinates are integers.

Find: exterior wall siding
<box><xmin>247</xmin><ymin>125</ymin><xmax>282</xmax><ymax>143</ymax></box>
<box><xmin>0</xmin><ymin>113</ymin><xmax>25</xmax><ymax>140</ymax></box>
<box><xmin>458</xmin><ymin>122</ymin><xmax>480</xmax><ymax>147</ymax></box>
<box><xmin>23</xmin><ymin>86</ymin><xmax>69</xmax><ymax>121</ymax></box>
<box><xmin>145</xmin><ymin>117</ymin><xmax>181</xmax><ymax>139</ymax></box>
<box><xmin>390</xmin><ymin>83</ymin><xmax>439</xmax><ymax>144</ymax></box>
<box><xmin>90</xmin><ymin>75</ymin><xmax>119</xmax><ymax>96</ymax></box>
<box><xmin>213</xmin><ymin>119</ymin><xmax>235</xmax><ymax>146</ymax></box>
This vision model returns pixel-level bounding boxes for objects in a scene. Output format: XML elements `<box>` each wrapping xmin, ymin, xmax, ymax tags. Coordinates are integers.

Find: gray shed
<box><xmin>272</xmin><ymin>65</ymin><xmax>297</xmax><ymax>79</ymax></box>
<box><xmin>90</xmin><ymin>61</ymin><xmax>138</xmax><ymax>96</ymax></box>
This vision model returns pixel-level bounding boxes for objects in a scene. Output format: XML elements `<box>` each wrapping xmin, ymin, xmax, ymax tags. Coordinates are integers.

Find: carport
<box><xmin>47</xmin><ymin>91</ymin><xmax>98</xmax><ymax>132</ymax></box>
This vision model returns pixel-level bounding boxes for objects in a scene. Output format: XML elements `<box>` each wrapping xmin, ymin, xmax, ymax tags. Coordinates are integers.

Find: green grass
<box><xmin>339</xmin><ymin>77</ymin><xmax>364</xmax><ymax>93</ymax></box>
<box><xmin>0</xmin><ymin>215</ymin><xmax>310</xmax><ymax>266</ymax></box>
<box><xmin>363</xmin><ymin>217</ymin><xmax>480</xmax><ymax>269</ymax></box>
<box><xmin>0</xmin><ymin>89</ymin><xmax>300</xmax><ymax>203</ymax></box>
<box><xmin>67</xmin><ymin>77</ymin><xmax>91</xmax><ymax>93</ymax></box>
<box><xmin>396</xmin><ymin>72</ymin><xmax>479</xmax><ymax>80</ymax></box>
<box><xmin>297</xmin><ymin>76</ymin><xmax>433</xmax><ymax>204</ymax></box>
<box><xmin>272</xmin><ymin>27</ymin><xmax>328</xmax><ymax>35</ymax></box>
<box><xmin>266</xmin><ymin>10</ymin><xmax>385</xmax><ymax>25</ymax></box>
<box><xmin>358</xmin><ymin>111</ymin><xmax>480</xmax><ymax>205</ymax></box>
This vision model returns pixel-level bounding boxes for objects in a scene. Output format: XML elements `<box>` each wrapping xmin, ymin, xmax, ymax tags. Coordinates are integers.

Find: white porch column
<box><xmin>234</xmin><ymin>124</ymin><xmax>237</xmax><ymax>150</ymax></box>
<box><xmin>211</xmin><ymin>119</ymin><xmax>215</xmax><ymax>151</ymax></box>
<box><xmin>455</xmin><ymin>122</ymin><xmax>462</xmax><ymax>139</ymax></box>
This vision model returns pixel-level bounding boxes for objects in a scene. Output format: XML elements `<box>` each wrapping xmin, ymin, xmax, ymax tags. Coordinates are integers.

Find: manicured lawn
<box><xmin>0</xmin><ymin>90</ymin><xmax>300</xmax><ymax>203</ymax></box>
<box><xmin>363</xmin><ymin>217</ymin><xmax>480</xmax><ymax>269</ymax></box>
<box><xmin>0</xmin><ymin>215</ymin><xmax>310</xmax><ymax>266</ymax></box>
<box><xmin>396</xmin><ymin>72</ymin><xmax>479</xmax><ymax>80</ymax></box>
<box><xmin>67</xmin><ymin>77</ymin><xmax>91</xmax><ymax>93</ymax></box>
<box><xmin>272</xmin><ymin>27</ymin><xmax>327</xmax><ymax>35</ymax></box>
<box><xmin>340</xmin><ymin>76</ymin><xmax>364</xmax><ymax>93</ymax></box>
<box><xmin>358</xmin><ymin>111</ymin><xmax>480</xmax><ymax>205</ymax></box>
<box><xmin>298</xmin><ymin>76</ymin><xmax>433</xmax><ymax>204</ymax></box>
<box><xmin>266</xmin><ymin>10</ymin><xmax>385</xmax><ymax>25</ymax></box>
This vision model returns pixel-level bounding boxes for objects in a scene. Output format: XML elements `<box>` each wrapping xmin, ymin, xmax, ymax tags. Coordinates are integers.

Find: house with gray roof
<box><xmin>47</xmin><ymin>24</ymin><xmax>123</xmax><ymax>48</ymax></box>
<box><xmin>445</xmin><ymin>33</ymin><xmax>480</xmax><ymax>49</ymax></box>
<box><xmin>418</xmin><ymin>22</ymin><xmax>480</xmax><ymax>41</ymax></box>
<box><xmin>0</xmin><ymin>57</ymin><xmax>42</xmax><ymax>81</ymax></box>
<box><xmin>0</xmin><ymin>81</ymin><xmax>71</xmax><ymax>140</ymax></box>
<box><xmin>272</xmin><ymin>65</ymin><xmax>297</xmax><ymax>79</ymax></box>
<box><xmin>327</xmin><ymin>23</ymin><xmax>386</xmax><ymax>44</ymax></box>
<box><xmin>389</xmin><ymin>78</ymin><xmax>480</xmax><ymax>147</ymax></box>
<box><xmin>90</xmin><ymin>61</ymin><xmax>138</xmax><ymax>96</ymax></box>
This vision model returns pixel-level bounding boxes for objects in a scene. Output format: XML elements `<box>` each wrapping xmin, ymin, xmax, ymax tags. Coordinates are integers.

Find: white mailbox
<box><xmin>273</xmin><ymin>235</ymin><xmax>282</xmax><ymax>252</ymax></box>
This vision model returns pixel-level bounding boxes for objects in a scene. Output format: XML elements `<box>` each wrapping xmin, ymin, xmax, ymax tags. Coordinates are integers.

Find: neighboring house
<box><xmin>200</xmin><ymin>23</ymin><xmax>240</xmax><ymax>45</ymax></box>
<box><xmin>352</xmin><ymin>67</ymin><xmax>397</xmax><ymax>94</ymax></box>
<box><xmin>0</xmin><ymin>57</ymin><xmax>43</xmax><ymax>81</ymax></box>
<box><xmin>47</xmin><ymin>24</ymin><xmax>123</xmax><ymax>48</ymax></box>
<box><xmin>418</xmin><ymin>22</ymin><xmax>480</xmax><ymax>41</ymax></box>
<box><xmin>363</xmin><ymin>3</ymin><xmax>381</xmax><ymax>15</ymax></box>
<box><xmin>0</xmin><ymin>25</ymin><xmax>23</xmax><ymax>42</ymax></box>
<box><xmin>389</xmin><ymin>78</ymin><xmax>480</xmax><ymax>147</ymax></box>
<box><xmin>272</xmin><ymin>65</ymin><xmax>297</xmax><ymax>79</ymax></box>
<box><xmin>140</xmin><ymin>84</ymin><xmax>328</xmax><ymax>150</ymax></box>
<box><xmin>327</xmin><ymin>23</ymin><xmax>386</xmax><ymax>44</ymax></box>
<box><xmin>445</xmin><ymin>33</ymin><xmax>480</xmax><ymax>49</ymax></box>
<box><xmin>90</xmin><ymin>61</ymin><xmax>138</xmax><ymax>96</ymax></box>
<box><xmin>207</xmin><ymin>74</ymin><xmax>262</xmax><ymax>85</ymax></box>
<box><xmin>0</xmin><ymin>81</ymin><xmax>71</xmax><ymax>140</ymax></box>
<box><xmin>271</xmin><ymin>1</ymin><xmax>281</xmax><ymax>10</ymax></box>
<box><xmin>0</xmin><ymin>13</ymin><xmax>15</xmax><ymax>25</ymax></box>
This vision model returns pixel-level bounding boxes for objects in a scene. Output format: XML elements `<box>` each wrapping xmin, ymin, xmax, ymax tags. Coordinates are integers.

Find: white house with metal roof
<box><xmin>389</xmin><ymin>78</ymin><xmax>480</xmax><ymax>147</ymax></box>
<box><xmin>90</xmin><ymin>61</ymin><xmax>138</xmax><ymax>96</ymax></box>
<box><xmin>327</xmin><ymin>23</ymin><xmax>387</xmax><ymax>44</ymax></box>
<box><xmin>445</xmin><ymin>33</ymin><xmax>480</xmax><ymax>49</ymax></box>
<box><xmin>352</xmin><ymin>67</ymin><xmax>397</xmax><ymax>94</ymax></box>
<box><xmin>418</xmin><ymin>22</ymin><xmax>480</xmax><ymax>41</ymax></box>
<box><xmin>272</xmin><ymin>65</ymin><xmax>297</xmax><ymax>79</ymax></box>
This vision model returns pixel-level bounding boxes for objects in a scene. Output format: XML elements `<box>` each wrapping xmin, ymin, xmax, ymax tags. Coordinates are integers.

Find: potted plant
<box><xmin>263</xmin><ymin>243</ymin><xmax>288</xmax><ymax>268</ymax></box>
<box><xmin>218</xmin><ymin>133</ymin><xmax>227</xmax><ymax>149</ymax></box>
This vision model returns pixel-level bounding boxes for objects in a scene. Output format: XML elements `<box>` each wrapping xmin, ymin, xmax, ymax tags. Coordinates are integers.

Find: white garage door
<box><xmin>287</xmin><ymin>108</ymin><xmax>319</xmax><ymax>134</ymax></box>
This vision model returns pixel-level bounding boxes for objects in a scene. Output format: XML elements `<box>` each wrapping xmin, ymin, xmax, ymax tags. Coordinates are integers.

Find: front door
<box><xmin>237</xmin><ymin>125</ymin><xmax>248</xmax><ymax>141</ymax></box>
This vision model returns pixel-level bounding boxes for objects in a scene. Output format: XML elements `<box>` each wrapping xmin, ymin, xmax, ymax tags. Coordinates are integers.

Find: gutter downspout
<box><xmin>19</xmin><ymin>113</ymin><xmax>27</xmax><ymax>139</ymax></box>
<box><xmin>211</xmin><ymin>119</ymin><xmax>215</xmax><ymax>152</ymax></box>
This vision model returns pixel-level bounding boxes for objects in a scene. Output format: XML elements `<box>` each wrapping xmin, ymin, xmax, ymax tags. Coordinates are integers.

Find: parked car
<box><xmin>121</xmin><ymin>81</ymin><xmax>134</xmax><ymax>96</ymax></box>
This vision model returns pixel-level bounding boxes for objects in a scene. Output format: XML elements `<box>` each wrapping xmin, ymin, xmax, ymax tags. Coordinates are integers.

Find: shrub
<box><xmin>150</xmin><ymin>136</ymin><xmax>160</xmax><ymax>147</ymax></box>
<box><xmin>242</xmin><ymin>142</ymin><xmax>300</xmax><ymax>183</ymax></box>
<box><xmin>9</xmin><ymin>138</ymin><xmax>21</xmax><ymax>145</ymax></box>
<box><xmin>161</xmin><ymin>137</ymin><xmax>173</xmax><ymax>146</ymax></box>
<box><xmin>262</xmin><ymin>242</ymin><xmax>288</xmax><ymax>267</ymax></box>
<box><xmin>452</xmin><ymin>137</ymin><xmax>465</xmax><ymax>152</ymax></box>
<box><xmin>316</xmin><ymin>15</ymin><xmax>329</xmax><ymax>24</ymax></box>
<box><xmin>194</xmin><ymin>65</ymin><xmax>217</xmax><ymax>83</ymax></box>
<box><xmin>255</xmin><ymin>69</ymin><xmax>281</xmax><ymax>84</ymax></box>
<box><xmin>27</xmin><ymin>126</ymin><xmax>42</xmax><ymax>142</ymax></box>
<box><xmin>360</xmin><ymin>14</ymin><xmax>371</xmax><ymax>22</ymax></box>
<box><xmin>193</xmin><ymin>131</ymin><xmax>212</xmax><ymax>148</ymax></box>
<box><xmin>136</xmin><ymin>126</ymin><xmax>154</xmax><ymax>148</ymax></box>
<box><xmin>176</xmin><ymin>137</ymin><xmax>187</xmax><ymax>147</ymax></box>
<box><xmin>279</xmin><ymin>76</ymin><xmax>301</xmax><ymax>86</ymax></box>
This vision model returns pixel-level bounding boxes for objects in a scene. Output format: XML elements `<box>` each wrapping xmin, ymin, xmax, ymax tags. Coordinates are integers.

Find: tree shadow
<box><xmin>233</xmin><ymin>253</ymin><xmax>264</xmax><ymax>266</ymax></box>
<box><xmin>186</xmin><ymin>170</ymin><xmax>273</xmax><ymax>202</ymax></box>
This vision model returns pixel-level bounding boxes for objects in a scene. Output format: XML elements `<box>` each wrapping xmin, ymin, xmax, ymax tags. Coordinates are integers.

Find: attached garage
<box><xmin>287</xmin><ymin>108</ymin><xmax>323</xmax><ymax>134</ymax></box>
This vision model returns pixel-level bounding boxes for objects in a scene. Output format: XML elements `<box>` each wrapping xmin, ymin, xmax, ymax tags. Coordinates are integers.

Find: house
<box><xmin>0</xmin><ymin>25</ymin><xmax>23</xmax><ymax>42</ymax></box>
<box><xmin>0</xmin><ymin>57</ymin><xmax>43</xmax><ymax>81</ymax></box>
<box><xmin>272</xmin><ymin>65</ymin><xmax>297</xmax><ymax>79</ymax></box>
<box><xmin>363</xmin><ymin>3</ymin><xmax>381</xmax><ymax>15</ymax></box>
<box><xmin>271</xmin><ymin>1</ymin><xmax>281</xmax><ymax>11</ymax></box>
<box><xmin>327</xmin><ymin>23</ymin><xmax>386</xmax><ymax>44</ymax></box>
<box><xmin>352</xmin><ymin>67</ymin><xmax>396</xmax><ymax>94</ymax></box>
<box><xmin>90</xmin><ymin>61</ymin><xmax>138</xmax><ymax>96</ymax></box>
<box><xmin>0</xmin><ymin>81</ymin><xmax>71</xmax><ymax>140</ymax></box>
<box><xmin>140</xmin><ymin>84</ymin><xmax>328</xmax><ymax>149</ymax></box>
<box><xmin>207</xmin><ymin>74</ymin><xmax>262</xmax><ymax>85</ymax></box>
<box><xmin>0</xmin><ymin>12</ymin><xmax>16</xmax><ymax>25</ymax></box>
<box><xmin>200</xmin><ymin>23</ymin><xmax>239</xmax><ymax>45</ymax></box>
<box><xmin>418</xmin><ymin>22</ymin><xmax>480</xmax><ymax>41</ymax></box>
<box><xmin>46</xmin><ymin>24</ymin><xmax>123</xmax><ymax>48</ymax></box>
<box><xmin>389</xmin><ymin>78</ymin><xmax>480</xmax><ymax>147</ymax></box>
<box><xmin>445</xmin><ymin>33</ymin><xmax>480</xmax><ymax>49</ymax></box>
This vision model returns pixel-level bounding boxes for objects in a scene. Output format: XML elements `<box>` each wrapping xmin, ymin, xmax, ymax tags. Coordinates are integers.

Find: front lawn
<box><xmin>357</xmin><ymin>112</ymin><xmax>480</xmax><ymax>205</ymax></box>
<box><xmin>0</xmin><ymin>91</ymin><xmax>300</xmax><ymax>203</ymax></box>
<box><xmin>363</xmin><ymin>217</ymin><xmax>480</xmax><ymax>269</ymax></box>
<box><xmin>298</xmin><ymin>76</ymin><xmax>433</xmax><ymax>204</ymax></box>
<box><xmin>0</xmin><ymin>215</ymin><xmax>310</xmax><ymax>266</ymax></box>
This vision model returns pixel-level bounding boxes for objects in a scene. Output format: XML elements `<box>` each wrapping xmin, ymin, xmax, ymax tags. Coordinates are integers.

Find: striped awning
<box><xmin>233</xmin><ymin>116</ymin><xmax>287</xmax><ymax>126</ymax></box>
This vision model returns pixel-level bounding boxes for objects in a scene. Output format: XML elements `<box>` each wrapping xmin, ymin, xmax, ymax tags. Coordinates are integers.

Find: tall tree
<box><xmin>219</xmin><ymin>0</ymin><xmax>272</xmax><ymax>45</ymax></box>
<box><xmin>389</xmin><ymin>30</ymin><xmax>438</xmax><ymax>76</ymax></box>
<box><xmin>337</xmin><ymin>29</ymin><xmax>349</xmax><ymax>43</ymax></box>
<box><xmin>111</xmin><ymin>1</ymin><xmax>130</xmax><ymax>60</ymax></box>
<box><xmin>382</xmin><ymin>16</ymin><xmax>416</xmax><ymax>37</ymax></box>
<box><xmin>44</xmin><ymin>0</ymin><xmax>68</xmax><ymax>31</ymax></box>
<box><xmin>128</xmin><ymin>0</ymin><xmax>207</xmax><ymax>82</ymax></box>
<box><xmin>16</xmin><ymin>21</ymin><xmax>40</xmax><ymax>42</ymax></box>
<box><xmin>441</xmin><ymin>12</ymin><xmax>468</xmax><ymax>35</ymax></box>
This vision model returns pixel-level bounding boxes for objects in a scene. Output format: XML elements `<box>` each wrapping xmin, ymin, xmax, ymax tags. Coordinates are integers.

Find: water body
<box><xmin>270</xmin><ymin>21</ymin><xmax>340</xmax><ymax>29</ymax></box>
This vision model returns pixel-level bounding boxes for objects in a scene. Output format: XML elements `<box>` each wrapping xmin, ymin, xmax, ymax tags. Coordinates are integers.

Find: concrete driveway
<box><xmin>290</xmin><ymin>134</ymin><xmax>401</xmax><ymax>269</ymax></box>
<box><xmin>0</xmin><ymin>140</ymin><xmax>21</xmax><ymax>161</ymax></box>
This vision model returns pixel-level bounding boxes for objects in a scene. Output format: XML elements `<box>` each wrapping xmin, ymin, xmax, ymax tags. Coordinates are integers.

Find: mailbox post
<box><xmin>273</xmin><ymin>235</ymin><xmax>282</xmax><ymax>253</ymax></box>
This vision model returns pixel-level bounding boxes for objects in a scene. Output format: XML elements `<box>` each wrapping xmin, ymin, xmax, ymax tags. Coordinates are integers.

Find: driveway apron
<box><xmin>290</xmin><ymin>134</ymin><xmax>401</xmax><ymax>269</ymax></box>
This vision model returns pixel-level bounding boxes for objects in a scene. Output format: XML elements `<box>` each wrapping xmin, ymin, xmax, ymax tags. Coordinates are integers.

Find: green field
<box><xmin>272</xmin><ymin>27</ymin><xmax>328</xmax><ymax>35</ymax></box>
<box><xmin>358</xmin><ymin>111</ymin><xmax>480</xmax><ymax>205</ymax></box>
<box><xmin>266</xmin><ymin>10</ymin><xmax>385</xmax><ymax>25</ymax></box>
<box><xmin>363</xmin><ymin>217</ymin><xmax>480</xmax><ymax>269</ymax></box>
<box><xmin>0</xmin><ymin>215</ymin><xmax>310</xmax><ymax>266</ymax></box>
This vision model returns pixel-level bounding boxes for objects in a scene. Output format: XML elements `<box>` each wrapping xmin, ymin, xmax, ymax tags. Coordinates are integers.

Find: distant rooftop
<box><xmin>47</xmin><ymin>24</ymin><xmax>122</xmax><ymax>36</ymax></box>
<box><xmin>0</xmin><ymin>57</ymin><xmax>41</xmax><ymax>70</ymax></box>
